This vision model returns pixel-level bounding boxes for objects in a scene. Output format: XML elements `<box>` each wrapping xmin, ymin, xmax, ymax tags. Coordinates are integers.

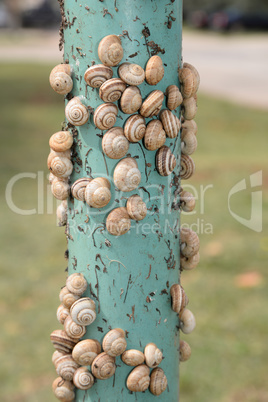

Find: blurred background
<box><xmin>0</xmin><ymin>0</ymin><xmax>267</xmax><ymax>401</ymax></box>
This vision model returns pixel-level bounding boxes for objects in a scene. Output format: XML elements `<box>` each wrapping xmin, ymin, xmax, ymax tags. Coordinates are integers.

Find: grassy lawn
<box><xmin>0</xmin><ymin>63</ymin><xmax>267</xmax><ymax>401</ymax></box>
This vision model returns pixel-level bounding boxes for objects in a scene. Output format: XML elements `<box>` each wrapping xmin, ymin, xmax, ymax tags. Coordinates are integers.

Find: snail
<box><xmin>178</xmin><ymin>67</ymin><xmax>197</xmax><ymax>99</ymax></box>
<box><xmin>181</xmin><ymin>118</ymin><xmax>198</xmax><ymax>136</ymax></box>
<box><xmin>179</xmin><ymin>308</ymin><xmax>196</xmax><ymax>334</ymax></box>
<box><xmin>102</xmin><ymin>127</ymin><xmax>129</xmax><ymax>159</ymax></box>
<box><xmin>183</xmin><ymin>62</ymin><xmax>200</xmax><ymax>93</ymax></box>
<box><xmin>181</xmin><ymin>97</ymin><xmax>197</xmax><ymax>120</ymax></box>
<box><xmin>52</xmin><ymin>377</ymin><xmax>75</xmax><ymax>402</ymax></box>
<box><xmin>64</xmin><ymin>316</ymin><xmax>86</xmax><ymax>340</ymax></box>
<box><xmin>66</xmin><ymin>273</ymin><xmax>87</xmax><ymax>296</ymax></box>
<box><xmin>126</xmin><ymin>195</ymin><xmax>147</xmax><ymax>221</ymax></box>
<box><xmin>73</xmin><ymin>366</ymin><xmax>94</xmax><ymax>390</ymax></box>
<box><xmin>124</xmin><ymin>114</ymin><xmax>146</xmax><ymax>143</ymax></box>
<box><xmin>170</xmin><ymin>284</ymin><xmax>188</xmax><ymax>314</ymax></box>
<box><xmin>91</xmin><ymin>352</ymin><xmax>116</xmax><ymax>380</ymax></box>
<box><xmin>85</xmin><ymin>177</ymin><xmax>111</xmax><ymax>208</ymax></box>
<box><xmin>150</xmin><ymin>367</ymin><xmax>167</xmax><ymax>396</ymax></box>
<box><xmin>144</xmin><ymin>343</ymin><xmax>163</xmax><ymax>368</ymax></box>
<box><xmin>140</xmin><ymin>90</ymin><xmax>164</xmax><ymax>118</ymax></box>
<box><xmin>56</xmin><ymin>355</ymin><xmax>79</xmax><ymax>382</ymax></box>
<box><xmin>93</xmin><ymin>103</ymin><xmax>118</xmax><ymax>130</ymax></box>
<box><xmin>180</xmin><ymin>227</ymin><xmax>200</xmax><ymax>258</ymax></box>
<box><xmin>181</xmin><ymin>127</ymin><xmax>197</xmax><ymax>156</ymax></box>
<box><xmin>159</xmin><ymin>109</ymin><xmax>181</xmax><ymax>138</ymax></box>
<box><xmin>180</xmin><ymin>190</ymin><xmax>196</xmax><ymax>212</ymax></box>
<box><xmin>102</xmin><ymin>328</ymin><xmax>127</xmax><ymax>357</ymax></box>
<box><xmin>72</xmin><ymin>339</ymin><xmax>101</xmax><ymax>366</ymax></box>
<box><xmin>126</xmin><ymin>364</ymin><xmax>150</xmax><ymax>392</ymax></box>
<box><xmin>52</xmin><ymin>350</ymin><xmax>66</xmax><ymax>369</ymax></box>
<box><xmin>98</xmin><ymin>35</ymin><xmax>123</xmax><ymax>67</ymax></box>
<box><xmin>50</xmin><ymin>64</ymin><xmax>72</xmax><ymax>76</ymax></box>
<box><xmin>118</xmin><ymin>62</ymin><xmax>145</xmax><ymax>86</ymax></box>
<box><xmin>70</xmin><ymin>297</ymin><xmax>96</xmax><ymax>326</ymax></box>
<box><xmin>56</xmin><ymin>304</ymin><xmax>70</xmax><ymax>325</ymax></box>
<box><xmin>120</xmin><ymin>86</ymin><xmax>142</xmax><ymax>114</ymax></box>
<box><xmin>179</xmin><ymin>340</ymin><xmax>192</xmax><ymax>362</ymax></box>
<box><xmin>59</xmin><ymin>286</ymin><xmax>79</xmax><ymax>309</ymax></box>
<box><xmin>106</xmin><ymin>207</ymin><xmax>131</xmax><ymax>236</ymax></box>
<box><xmin>144</xmin><ymin>119</ymin><xmax>166</xmax><ymax>151</ymax></box>
<box><xmin>57</xmin><ymin>200</ymin><xmax>68</xmax><ymax>226</ymax></box>
<box><xmin>49</xmin><ymin>131</ymin><xmax>73</xmax><ymax>152</ymax></box>
<box><xmin>47</xmin><ymin>149</ymin><xmax>71</xmax><ymax>170</ymax></box>
<box><xmin>180</xmin><ymin>154</ymin><xmax>195</xmax><ymax>180</ymax></box>
<box><xmin>65</xmin><ymin>97</ymin><xmax>89</xmax><ymax>126</ymax></box>
<box><xmin>71</xmin><ymin>178</ymin><xmax>92</xmax><ymax>202</ymax></box>
<box><xmin>84</xmin><ymin>64</ymin><xmax>113</xmax><ymax>88</ymax></box>
<box><xmin>49</xmin><ymin>64</ymin><xmax>73</xmax><ymax>95</ymax></box>
<box><xmin>99</xmin><ymin>78</ymin><xmax>126</xmax><ymax>102</ymax></box>
<box><xmin>145</xmin><ymin>55</ymin><xmax>164</xmax><ymax>86</ymax></box>
<box><xmin>156</xmin><ymin>145</ymin><xmax>176</xmax><ymax>176</ymax></box>
<box><xmin>180</xmin><ymin>252</ymin><xmax>200</xmax><ymax>271</ymax></box>
<box><xmin>49</xmin><ymin>155</ymin><xmax>73</xmax><ymax>179</ymax></box>
<box><xmin>51</xmin><ymin>179</ymin><xmax>70</xmax><ymax>200</ymax></box>
<box><xmin>121</xmin><ymin>350</ymin><xmax>145</xmax><ymax>366</ymax></box>
<box><xmin>50</xmin><ymin>330</ymin><xmax>78</xmax><ymax>354</ymax></box>
<box><xmin>113</xmin><ymin>157</ymin><xmax>141</xmax><ymax>192</ymax></box>
<box><xmin>166</xmin><ymin>85</ymin><xmax>183</xmax><ymax>110</ymax></box>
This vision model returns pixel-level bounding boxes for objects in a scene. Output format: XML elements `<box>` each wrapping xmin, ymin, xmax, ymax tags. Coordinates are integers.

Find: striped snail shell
<box><xmin>71</xmin><ymin>178</ymin><xmax>92</xmax><ymax>202</ymax></box>
<box><xmin>121</xmin><ymin>350</ymin><xmax>145</xmax><ymax>367</ymax></box>
<box><xmin>113</xmin><ymin>157</ymin><xmax>141</xmax><ymax>192</ymax></box>
<box><xmin>126</xmin><ymin>195</ymin><xmax>147</xmax><ymax>221</ymax></box>
<box><xmin>181</xmin><ymin>131</ymin><xmax>198</xmax><ymax>155</ymax></box>
<box><xmin>118</xmin><ymin>62</ymin><xmax>145</xmax><ymax>86</ymax></box>
<box><xmin>145</xmin><ymin>55</ymin><xmax>164</xmax><ymax>86</ymax></box>
<box><xmin>178</xmin><ymin>67</ymin><xmax>197</xmax><ymax>99</ymax></box>
<box><xmin>52</xmin><ymin>350</ymin><xmax>66</xmax><ymax>369</ymax></box>
<box><xmin>52</xmin><ymin>377</ymin><xmax>75</xmax><ymax>402</ymax></box>
<box><xmin>180</xmin><ymin>190</ymin><xmax>196</xmax><ymax>212</ymax></box>
<box><xmin>144</xmin><ymin>343</ymin><xmax>163</xmax><ymax>368</ymax></box>
<box><xmin>64</xmin><ymin>315</ymin><xmax>86</xmax><ymax>340</ymax></box>
<box><xmin>73</xmin><ymin>367</ymin><xmax>94</xmax><ymax>390</ymax></box>
<box><xmin>99</xmin><ymin>78</ymin><xmax>126</xmax><ymax>103</ymax></box>
<box><xmin>183</xmin><ymin>62</ymin><xmax>200</xmax><ymax>92</ymax></box>
<box><xmin>57</xmin><ymin>304</ymin><xmax>70</xmax><ymax>325</ymax></box>
<box><xmin>47</xmin><ymin>149</ymin><xmax>71</xmax><ymax>170</ymax></box>
<box><xmin>49</xmin><ymin>131</ymin><xmax>73</xmax><ymax>152</ymax></box>
<box><xmin>50</xmin><ymin>330</ymin><xmax>78</xmax><ymax>354</ymax></box>
<box><xmin>59</xmin><ymin>286</ymin><xmax>79</xmax><ymax>309</ymax></box>
<box><xmin>180</xmin><ymin>252</ymin><xmax>200</xmax><ymax>271</ymax></box>
<box><xmin>124</xmin><ymin>114</ymin><xmax>146</xmax><ymax>143</ymax></box>
<box><xmin>182</xmin><ymin>118</ymin><xmax>198</xmax><ymax>136</ymax></box>
<box><xmin>180</xmin><ymin>154</ymin><xmax>195</xmax><ymax>180</ymax></box>
<box><xmin>102</xmin><ymin>127</ymin><xmax>129</xmax><ymax>159</ymax></box>
<box><xmin>166</xmin><ymin>85</ymin><xmax>183</xmax><ymax>110</ymax></box>
<box><xmin>106</xmin><ymin>207</ymin><xmax>131</xmax><ymax>236</ymax></box>
<box><xmin>70</xmin><ymin>297</ymin><xmax>96</xmax><ymax>326</ymax></box>
<box><xmin>120</xmin><ymin>86</ymin><xmax>142</xmax><ymax>115</ymax></box>
<box><xmin>180</xmin><ymin>340</ymin><xmax>192</xmax><ymax>362</ymax></box>
<box><xmin>150</xmin><ymin>367</ymin><xmax>168</xmax><ymax>396</ymax></box>
<box><xmin>66</xmin><ymin>273</ymin><xmax>87</xmax><ymax>296</ymax></box>
<box><xmin>56</xmin><ymin>355</ymin><xmax>79</xmax><ymax>381</ymax></box>
<box><xmin>91</xmin><ymin>352</ymin><xmax>116</xmax><ymax>380</ymax></box>
<box><xmin>98</xmin><ymin>35</ymin><xmax>123</xmax><ymax>67</ymax></box>
<box><xmin>156</xmin><ymin>146</ymin><xmax>176</xmax><ymax>176</ymax></box>
<box><xmin>51</xmin><ymin>179</ymin><xmax>70</xmax><ymax>200</ymax></box>
<box><xmin>140</xmin><ymin>90</ymin><xmax>164</xmax><ymax>118</ymax></box>
<box><xmin>94</xmin><ymin>103</ymin><xmax>118</xmax><ymax>130</ymax></box>
<box><xmin>49</xmin><ymin>64</ymin><xmax>73</xmax><ymax>95</ymax></box>
<box><xmin>179</xmin><ymin>308</ymin><xmax>196</xmax><ymax>334</ymax></box>
<box><xmin>126</xmin><ymin>365</ymin><xmax>150</xmax><ymax>392</ymax></box>
<box><xmin>84</xmin><ymin>64</ymin><xmax>113</xmax><ymax>88</ymax></box>
<box><xmin>85</xmin><ymin>177</ymin><xmax>111</xmax><ymax>208</ymax></box>
<box><xmin>65</xmin><ymin>97</ymin><xmax>89</xmax><ymax>126</ymax></box>
<box><xmin>144</xmin><ymin>119</ymin><xmax>166</xmax><ymax>151</ymax></box>
<box><xmin>49</xmin><ymin>155</ymin><xmax>73</xmax><ymax>179</ymax></box>
<box><xmin>170</xmin><ymin>284</ymin><xmax>189</xmax><ymax>314</ymax></box>
<box><xmin>159</xmin><ymin>109</ymin><xmax>181</xmax><ymax>138</ymax></box>
<box><xmin>72</xmin><ymin>339</ymin><xmax>101</xmax><ymax>366</ymax></box>
<box><xmin>57</xmin><ymin>200</ymin><xmax>68</xmax><ymax>226</ymax></box>
<box><xmin>103</xmin><ymin>328</ymin><xmax>127</xmax><ymax>357</ymax></box>
<box><xmin>181</xmin><ymin>97</ymin><xmax>197</xmax><ymax>120</ymax></box>
<box><xmin>180</xmin><ymin>227</ymin><xmax>200</xmax><ymax>258</ymax></box>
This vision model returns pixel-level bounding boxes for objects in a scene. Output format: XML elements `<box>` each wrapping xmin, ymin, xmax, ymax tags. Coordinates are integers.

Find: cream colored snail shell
<box><xmin>180</xmin><ymin>252</ymin><xmax>200</xmax><ymax>271</ymax></box>
<box><xmin>156</xmin><ymin>146</ymin><xmax>176</xmax><ymax>176</ymax></box>
<box><xmin>66</xmin><ymin>273</ymin><xmax>87</xmax><ymax>296</ymax></box>
<box><xmin>49</xmin><ymin>64</ymin><xmax>73</xmax><ymax>95</ymax></box>
<box><xmin>91</xmin><ymin>352</ymin><xmax>116</xmax><ymax>380</ymax></box>
<box><xmin>102</xmin><ymin>127</ymin><xmax>129</xmax><ymax>159</ymax></box>
<box><xmin>47</xmin><ymin>149</ymin><xmax>71</xmax><ymax>170</ymax></box>
<box><xmin>84</xmin><ymin>64</ymin><xmax>113</xmax><ymax>88</ymax></box>
<box><xmin>51</xmin><ymin>179</ymin><xmax>70</xmax><ymax>201</ymax></box>
<box><xmin>118</xmin><ymin>62</ymin><xmax>145</xmax><ymax>86</ymax></box>
<box><xmin>166</xmin><ymin>85</ymin><xmax>183</xmax><ymax>110</ymax></box>
<box><xmin>145</xmin><ymin>55</ymin><xmax>164</xmax><ymax>86</ymax></box>
<box><xmin>72</xmin><ymin>339</ymin><xmax>101</xmax><ymax>366</ymax></box>
<box><xmin>64</xmin><ymin>316</ymin><xmax>86</xmax><ymax>340</ymax></box>
<box><xmin>113</xmin><ymin>157</ymin><xmax>141</xmax><ymax>192</ymax></box>
<box><xmin>71</xmin><ymin>178</ymin><xmax>92</xmax><ymax>202</ymax></box>
<box><xmin>120</xmin><ymin>86</ymin><xmax>142</xmax><ymax>115</ymax></box>
<box><xmin>49</xmin><ymin>155</ymin><xmax>73</xmax><ymax>179</ymax></box>
<box><xmin>140</xmin><ymin>90</ymin><xmax>164</xmax><ymax>118</ymax></box>
<box><xmin>50</xmin><ymin>64</ymin><xmax>72</xmax><ymax>76</ymax></box>
<box><xmin>94</xmin><ymin>102</ymin><xmax>118</xmax><ymax>130</ymax></box>
<box><xmin>183</xmin><ymin>62</ymin><xmax>200</xmax><ymax>92</ymax></box>
<box><xmin>49</xmin><ymin>131</ymin><xmax>73</xmax><ymax>152</ymax></box>
<box><xmin>57</xmin><ymin>304</ymin><xmax>70</xmax><ymax>325</ymax></box>
<box><xmin>50</xmin><ymin>330</ymin><xmax>78</xmax><ymax>354</ymax></box>
<box><xmin>52</xmin><ymin>350</ymin><xmax>66</xmax><ymax>368</ymax></box>
<box><xmin>181</xmin><ymin>131</ymin><xmax>198</xmax><ymax>155</ymax></box>
<box><xmin>144</xmin><ymin>120</ymin><xmax>166</xmax><ymax>151</ymax></box>
<box><xmin>99</xmin><ymin>78</ymin><xmax>126</xmax><ymax>103</ymax></box>
<box><xmin>179</xmin><ymin>308</ymin><xmax>196</xmax><ymax>334</ymax></box>
<box><xmin>180</xmin><ymin>340</ymin><xmax>192</xmax><ymax>362</ymax></box>
<box><xmin>56</xmin><ymin>355</ymin><xmax>79</xmax><ymax>381</ymax></box>
<box><xmin>182</xmin><ymin>97</ymin><xmax>197</xmax><ymax>120</ymax></box>
<box><xmin>180</xmin><ymin>190</ymin><xmax>196</xmax><ymax>212</ymax></box>
<box><xmin>126</xmin><ymin>364</ymin><xmax>150</xmax><ymax>392</ymax></box>
<box><xmin>180</xmin><ymin>227</ymin><xmax>200</xmax><ymax>258</ymax></box>
<box><xmin>57</xmin><ymin>200</ymin><xmax>68</xmax><ymax>226</ymax></box>
<box><xmin>124</xmin><ymin>114</ymin><xmax>146</xmax><ymax>143</ymax></box>
<box><xmin>102</xmin><ymin>328</ymin><xmax>127</xmax><ymax>357</ymax></box>
<box><xmin>121</xmin><ymin>350</ymin><xmax>145</xmax><ymax>367</ymax></box>
<box><xmin>65</xmin><ymin>97</ymin><xmax>89</xmax><ymax>126</ymax></box>
<box><xmin>70</xmin><ymin>297</ymin><xmax>96</xmax><ymax>326</ymax></box>
<box><xmin>98</xmin><ymin>35</ymin><xmax>123</xmax><ymax>67</ymax></box>
<box><xmin>59</xmin><ymin>286</ymin><xmax>79</xmax><ymax>309</ymax></box>
<box><xmin>85</xmin><ymin>177</ymin><xmax>111</xmax><ymax>208</ymax></box>
<box><xmin>170</xmin><ymin>284</ymin><xmax>188</xmax><ymax>314</ymax></box>
<box><xmin>106</xmin><ymin>207</ymin><xmax>131</xmax><ymax>236</ymax></box>
<box><xmin>52</xmin><ymin>377</ymin><xmax>75</xmax><ymax>402</ymax></box>
<box><xmin>144</xmin><ymin>343</ymin><xmax>163</xmax><ymax>368</ymax></box>
<box><xmin>73</xmin><ymin>366</ymin><xmax>94</xmax><ymax>390</ymax></box>
<box><xmin>182</xmin><ymin>118</ymin><xmax>198</xmax><ymax>136</ymax></box>
<box><xmin>180</xmin><ymin>154</ymin><xmax>195</xmax><ymax>180</ymax></box>
<box><xmin>150</xmin><ymin>367</ymin><xmax>168</xmax><ymax>396</ymax></box>
<box><xmin>126</xmin><ymin>195</ymin><xmax>147</xmax><ymax>221</ymax></box>
<box><xmin>159</xmin><ymin>109</ymin><xmax>181</xmax><ymax>139</ymax></box>
<box><xmin>178</xmin><ymin>67</ymin><xmax>197</xmax><ymax>99</ymax></box>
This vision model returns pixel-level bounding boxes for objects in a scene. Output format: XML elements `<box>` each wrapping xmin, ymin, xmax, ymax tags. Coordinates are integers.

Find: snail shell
<box><xmin>144</xmin><ymin>343</ymin><xmax>163</xmax><ymax>368</ymax></box>
<box><xmin>118</xmin><ymin>63</ymin><xmax>145</xmax><ymax>86</ymax></box>
<box><xmin>71</xmin><ymin>178</ymin><xmax>92</xmax><ymax>202</ymax></box>
<box><xmin>144</xmin><ymin>120</ymin><xmax>166</xmax><ymax>151</ymax></box>
<box><xmin>91</xmin><ymin>352</ymin><xmax>116</xmax><ymax>380</ymax></box>
<box><xmin>182</xmin><ymin>97</ymin><xmax>197</xmax><ymax>120</ymax></box>
<box><xmin>181</xmin><ymin>131</ymin><xmax>198</xmax><ymax>155</ymax></box>
<box><xmin>180</xmin><ymin>252</ymin><xmax>200</xmax><ymax>271</ymax></box>
<box><xmin>179</xmin><ymin>308</ymin><xmax>196</xmax><ymax>334</ymax></box>
<box><xmin>72</xmin><ymin>339</ymin><xmax>101</xmax><ymax>366</ymax></box>
<box><xmin>70</xmin><ymin>297</ymin><xmax>96</xmax><ymax>326</ymax></box>
<box><xmin>102</xmin><ymin>328</ymin><xmax>127</xmax><ymax>357</ymax></box>
<box><xmin>183</xmin><ymin>62</ymin><xmax>200</xmax><ymax>92</ymax></box>
<box><xmin>65</xmin><ymin>97</ymin><xmax>89</xmax><ymax>126</ymax></box>
<box><xmin>94</xmin><ymin>103</ymin><xmax>118</xmax><ymax>130</ymax></box>
<box><xmin>178</xmin><ymin>67</ymin><xmax>196</xmax><ymax>99</ymax></box>
<box><xmin>166</xmin><ymin>85</ymin><xmax>183</xmax><ymax>110</ymax></box>
<box><xmin>50</xmin><ymin>330</ymin><xmax>78</xmax><ymax>354</ymax></box>
<box><xmin>47</xmin><ymin>149</ymin><xmax>71</xmax><ymax>170</ymax></box>
<box><xmin>84</xmin><ymin>64</ymin><xmax>113</xmax><ymax>88</ymax></box>
<box><xmin>121</xmin><ymin>350</ymin><xmax>145</xmax><ymax>366</ymax></box>
<box><xmin>156</xmin><ymin>146</ymin><xmax>176</xmax><ymax>176</ymax></box>
<box><xmin>51</xmin><ymin>179</ymin><xmax>70</xmax><ymax>200</ymax></box>
<box><xmin>124</xmin><ymin>114</ymin><xmax>146</xmax><ymax>143</ymax></box>
<box><xmin>56</xmin><ymin>355</ymin><xmax>79</xmax><ymax>381</ymax></box>
<box><xmin>49</xmin><ymin>155</ymin><xmax>73</xmax><ymax>179</ymax></box>
<box><xmin>98</xmin><ymin>35</ymin><xmax>123</xmax><ymax>67</ymax></box>
<box><xmin>85</xmin><ymin>177</ymin><xmax>111</xmax><ymax>208</ymax></box>
<box><xmin>102</xmin><ymin>127</ymin><xmax>129</xmax><ymax>159</ymax></box>
<box><xmin>57</xmin><ymin>201</ymin><xmax>68</xmax><ymax>226</ymax></box>
<box><xmin>170</xmin><ymin>284</ymin><xmax>189</xmax><ymax>314</ymax></box>
<box><xmin>180</xmin><ymin>154</ymin><xmax>195</xmax><ymax>180</ymax></box>
<box><xmin>140</xmin><ymin>90</ymin><xmax>164</xmax><ymax>118</ymax></box>
<box><xmin>59</xmin><ymin>286</ymin><xmax>79</xmax><ymax>309</ymax></box>
<box><xmin>180</xmin><ymin>190</ymin><xmax>196</xmax><ymax>212</ymax></box>
<box><xmin>49</xmin><ymin>131</ymin><xmax>73</xmax><ymax>152</ymax></box>
<box><xmin>66</xmin><ymin>273</ymin><xmax>87</xmax><ymax>296</ymax></box>
<box><xmin>159</xmin><ymin>109</ymin><xmax>181</xmax><ymax>138</ymax></box>
<box><xmin>99</xmin><ymin>78</ymin><xmax>126</xmax><ymax>103</ymax></box>
<box><xmin>114</xmin><ymin>157</ymin><xmax>141</xmax><ymax>192</ymax></box>
<box><xmin>150</xmin><ymin>367</ymin><xmax>167</xmax><ymax>396</ymax></box>
<box><xmin>106</xmin><ymin>207</ymin><xmax>131</xmax><ymax>236</ymax></box>
<box><xmin>49</xmin><ymin>71</ymin><xmax>73</xmax><ymax>95</ymax></box>
<box><xmin>52</xmin><ymin>377</ymin><xmax>75</xmax><ymax>402</ymax></box>
<box><xmin>120</xmin><ymin>86</ymin><xmax>142</xmax><ymax>115</ymax></box>
<box><xmin>50</xmin><ymin>64</ymin><xmax>72</xmax><ymax>76</ymax></box>
<box><xmin>145</xmin><ymin>55</ymin><xmax>164</xmax><ymax>86</ymax></box>
<box><xmin>180</xmin><ymin>227</ymin><xmax>200</xmax><ymax>258</ymax></box>
<box><xmin>180</xmin><ymin>340</ymin><xmax>192</xmax><ymax>362</ymax></box>
<box><xmin>182</xmin><ymin>119</ymin><xmax>198</xmax><ymax>136</ymax></box>
<box><xmin>126</xmin><ymin>364</ymin><xmax>150</xmax><ymax>392</ymax></box>
<box><xmin>73</xmin><ymin>366</ymin><xmax>94</xmax><ymax>390</ymax></box>
<box><xmin>126</xmin><ymin>195</ymin><xmax>147</xmax><ymax>221</ymax></box>
<box><xmin>57</xmin><ymin>304</ymin><xmax>70</xmax><ymax>325</ymax></box>
<box><xmin>52</xmin><ymin>350</ymin><xmax>66</xmax><ymax>368</ymax></box>
<box><xmin>64</xmin><ymin>316</ymin><xmax>86</xmax><ymax>340</ymax></box>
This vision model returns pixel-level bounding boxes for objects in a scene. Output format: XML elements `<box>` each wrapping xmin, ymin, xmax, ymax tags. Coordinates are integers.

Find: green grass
<box><xmin>0</xmin><ymin>63</ymin><xmax>267</xmax><ymax>401</ymax></box>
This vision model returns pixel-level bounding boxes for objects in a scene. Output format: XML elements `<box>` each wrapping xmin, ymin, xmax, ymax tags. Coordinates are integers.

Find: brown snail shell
<box><xmin>56</xmin><ymin>355</ymin><xmax>79</xmax><ymax>381</ymax></box>
<box><xmin>102</xmin><ymin>127</ymin><xmax>129</xmax><ymax>159</ymax></box>
<box><xmin>144</xmin><ymin>120</ymin><xmax>166</xmax><ymax>151</ymax></box>
<box><xmin>179</xmin><ymin>308</ymin><xmax>196</xmax><ymax>334</ymax></box>
<box><xmin>73</xmin><ymin>367</ymin><xmax>94</xmax><ymax>390</ymax></box>
<box><xmin>180</xmin><ymin>227</ymin><xmax>200</xmax><ymax>258</ymax></box>
<box><xmin>49</xmin><ymin>155</ymin><xmax>73</xmax><ymax>179</ymax></box>
<box><xmin>126</xmin><ymin>364</ymin><xmax>150</xmax><ymax>392</ymax></box>
<box><xmin>52</xmin><ymin>350</ymin><xmax>66</xmax><ymax>369</ymax></box>
<box><xmin>180</xmin><ymin>252</ymin><xmax>200</xmax><ymax>271</ymax></box>
<box><xmin>170</xmin><ymin>284</ymin><xmax>189</xmax><ymax>314</ymax></box>
<box><xmin>106</xmin><ymin>207</ymin><xmax>131</xmax><ymax>236</ymax></box>
<box><xmin>57</xmin><ymin>200</ymin><xmax>68</xmax><ymax>226</ymax></box>
<box><xmin>118</xmin><ymin>62</ymin><xmax>145</xmax><ymax>86</ymax></box>
<box><xmin>52</xmin><ymin>377</ymin><xmax>75</xmax><ymax>402</ymax></box>
<box><xmin>64</xmin><ymin>316</ymin><xmax>86</xmax><ymax>340</ymax></box>
<box><xmin>180</xmin><ymin>340</ymin><xmax>192</xmax><ymax>362</ymax></box>
<box><xmin>51</xmin><ymin>179</ymin><xmax>70</xmax><ymax>200</ymax></box>
<box><xmin>98</xmin><ymin>35</ymin><xmax>123</xmax><ymax>67</ymax></box>
<box><xmin>102</xmin><ymin>328</ymin><xmax>127</xmax><ymax>357</ymax></box>
<box><xmin>182</xmin><ymin>97</ymin><xmax>197</xmax><ymax>120</ymax></box>
<box><xmin>50</xmin><ymin>330</ymin><xmax>78</xmax><ymax>354</ymax></box>
<box><xmin>121</xmin><ymin>350</ymin><xmax>145</xmax><ymax>366</ymax></box>
<box><xmin>150</xmin><ymin>367</ymin><xmax>167</xmax><ymax>396</ymax></box>
<box><xmin>166</xmin><ymin>85</ymin><xmax>183</xmax><ymax>110</ymax></box>
<box><xmin>180</xmin><ymin>154</ymin><xmax>195</xmax><ymax>180</ymax></box>
<box><xmin>85</xmin><ymin>177</ymin><xmax>111</xmax><ymax>208</ymax></box>
<box><xmin>144</xmin><ymin>343</ymin><xmax>163</xmax><ymax>368</ymax></box>
<box><xmin>66</xmin><ymin>273</ymin><xmax>87</xmax><ymax>296</ymax></box>
<box><xmin>47</xmin><ymin>149</ymin><xmax>71</xmax><ymax>170</ymax></box>
<box><xmin>94</xmin><ymin>103</ymin><xmax>118</xmax><ymax>130</ymax></box>
<box><xmin>126</xmin><ymin>195</ymin><xmax>147</xmax><ymax>221</ymax></box>
<box><xmin>120</xmin><ymin>86</ymin><xmax>142</xmax><ymax>115</ymax></box>
<box><xmin>113</xmin><ymin>157</ymin><xmax>141</xmax><ymax>192</ymax></box>
<box><xmin>71</xmin><ymin>178</ymin><xmax>92</xmax><ymax>202</ymax></box>
<box><xmin>49</xmin><ymin>131</ymin><xmax>73</xmax><ymax>152</ymax></box>
<box><xmin>181</xmin><ymin>131</ymin><xmax>198</xmax><ymax>155</ymax></box>
<box><xmin>180</xmin><ymin>190</ymin><xmax>196</xmax><ymax>212</ymax></box>
<box><xmin>156</xmin><ymin>146</ymin><xmax>176</xmax><ymax>176</ymax></box>
<box><xmin>181</xmin><ymin>119</ymin><xmax>198</xmax><ymax>136</ymax></box>
<box><xmin>65</xmin><ymin>97</ymin><xmax>89</xmax><ymax>126</ymax></box>
<box><xmin>99</xmin><ymin>78</ymin><xmax>126</xmax><ymax>103</ymax></box>
<box><xmin>70</xmin><ymin>297</ymin><xmax>96</xmax><ymax>326</ymax></box>
<box><xmin>49</xmin><ymin>69</ymin><xmax>73</xmax><ymax>95</ymax></box>
<box><xmin>159</xmin><ymin>109</ymin><xmax>181</xmax><ymax>139</ymax></box>
<box><xmin>91</xmin><ymin>352</ymin><xmax>116</xmax><ymax>380</ymax></box>
<box><xmin>57</xmin><ymin>304</ymin><xmax>70</xmax><ymax>325</ymax></box>
<box><xmin>72</xmin><ymin>339</ymin><xmax>101</xmax><ymax>366</ymax></box>
<box><xmin>183</xmin><ymin>62</ymin><xmax>200</xmax><ymax>92</ymax></box>
<box><xmin>124</xmin><ymin>114</ymin><xmax>146</xmax><ymax>143</ymax></box>
<box><xmin>50</xmin><ymin>64</ymin><xmax>72</xmax><ymax>76</ymax></box>
<box><xmin>140</xmin><ymin>90</ymin><xmax>164</xmax><ymax>118</ymax></box>
<box><xmin>178</xmin><ymin>67</ymin><xmax>196</xmax><ymax>99</ymax></box>
<box><xmin>59</xmin><ymin>286</ymin><xmax>79</xmax><ymax>309</ymax></box>
<box><xmin>145</xmin><ymin>55</ymin><xmax>164</xmax><ymax>86</ymax></box>
<box><xmin>84</xmin><ymin>64</ymin><xmax>113</xmax><ymax>88</ymax></box>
